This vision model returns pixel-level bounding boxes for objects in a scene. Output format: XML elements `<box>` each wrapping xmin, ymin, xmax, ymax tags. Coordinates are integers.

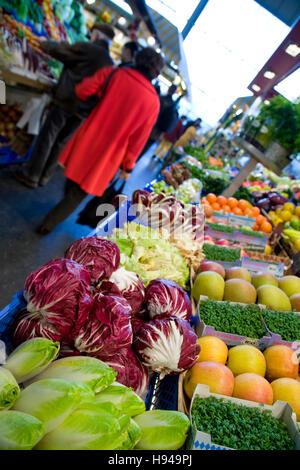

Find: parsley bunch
<box><xmin>191</xmin><ymin>396</ymin><xmax>294</xmax><ymax>450</ymax></box>
<box><xmin>200</xmin><ymin>300</ymin><xmax>266</xmax><ymax>338</ymax></box>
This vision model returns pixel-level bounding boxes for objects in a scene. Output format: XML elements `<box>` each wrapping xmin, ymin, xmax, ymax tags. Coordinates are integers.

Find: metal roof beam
<box><xmin>181</xmin><ymin>0</ymin><xmax>210</xmax><ymax>40</ymax></box>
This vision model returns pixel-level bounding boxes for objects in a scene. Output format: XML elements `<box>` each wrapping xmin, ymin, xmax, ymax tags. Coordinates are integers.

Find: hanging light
<box><xmin>263</xmin><ymin>70</ymin><xmax>276</xmax><ymax>80</ymax></box>
<box><xmin>285</xmin><ymin>43</ymin><xmax>300</xmax><ymax>57</ymax></box>
<box><xmin>252</xmin><ymin>84</ymin><xmax>261</xmax><ymax>92</ymax></box>
<box><xmin>86</xmin><ymin>0</ymin><xmax>95</xmax><ymax>4</ymax></box>
<box><xmin>147</xmin><ymin>36</ymin><xmax>156</xmax><ymax>46</ymax></box>
<box><xmin>118</xmin><ymin>17</ymin><xmax>126</xmax><ymax>26</ymax></box>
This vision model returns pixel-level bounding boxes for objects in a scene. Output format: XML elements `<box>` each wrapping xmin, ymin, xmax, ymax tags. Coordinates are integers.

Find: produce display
<box><xmin>1</xmin><ymin>139</ymin><xmax>300</xmax><ymax>451</ymax></box>
<box><xmin>191</xmin><ymin>396</ymin><xmax>294</xmax><ymax>450</ymax></box>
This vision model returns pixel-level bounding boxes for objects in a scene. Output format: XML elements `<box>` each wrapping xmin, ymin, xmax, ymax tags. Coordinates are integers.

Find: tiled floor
<box><xmin>0</xmin><ymin>145</ymin><xmax>162</xmax><ymax>309</ymax></box>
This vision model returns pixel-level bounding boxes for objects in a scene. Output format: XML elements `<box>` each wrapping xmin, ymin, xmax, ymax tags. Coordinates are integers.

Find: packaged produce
<box><xmin>133</xmin><ymin>409</ymin><xmax>190</xmax><ymax>450</ymax></box>
<box><xmin>191</xmin><ymin>395</ymin><xmax>295</xmax><ymax>450</ymax></box>
<box><xmin>3</xmin><ymin>337</ymin><xmax>59</xmax><ymax>383</ymax></box>
<box><xmin>0</xmin><ymin>410</ymin><xmax>45</xmax><ymax>450</ymax></box>
<box><xmin>13</xmin><ymin>378</ymin><xmax>94</xmax><ymax>434</ymax></box>
<box><xmin>25</xmin><ymin>355</ymin><xmax>117</xmax><ymax>393</ymax></box>
<box><xmin>0</xmin><ymin>366</ymin><xmax>20</xmax><ymax>409</ymax></box>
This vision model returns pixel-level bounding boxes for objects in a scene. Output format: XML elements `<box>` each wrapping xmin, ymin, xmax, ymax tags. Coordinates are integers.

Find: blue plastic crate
<box><xmin>0</xmin><ymin>138</ymin><xmax>32</xmax><ymax>165</ymax></box>
<box><xmin>145</xmin><ymin>373</ymin><xmax>179</xmax><ymax>411</ymax></box>
<box><xmin>0</xmin><ymin>290</ymin><xmax>26</xmax><ymax>353</ymax></box>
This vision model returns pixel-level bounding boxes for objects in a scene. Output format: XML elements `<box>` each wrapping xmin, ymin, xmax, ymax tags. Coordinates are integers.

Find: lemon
<box><xmin>283</xmin><ymin>202</ymin><xmax>295</xmax><ymax>213</ymax></box>
<box><xmin>294</xmin><ymin>239</ymin><xmax>300</xmax><ymax>250</ymax></box>
<box><xmin>264</xmin><ymin>244</ymin><xmax>272</xmax><ymax>255</ymax></box>
<box><xmin>269</xmin><ymin>211</ymin><xmax>276</xmax><ymax>218</ymax></box>
<box><xmin>280</xmin><ymin>210</ymin><xmax>293</xmax><ymax>222</ymax></box>
<box><xmin>273</xmin><ymin>217</ymin><xmax>284</xmax><ymax>226</ymax></box>
<box><xmin>295</xmin><ymin>207</ymin><xmax>300</xmax><ymax>217</ymax></box>
<box><xmin>276</xmin><ymin>207</ymin><xmax>282</xmax><ymax>216</ymax></box>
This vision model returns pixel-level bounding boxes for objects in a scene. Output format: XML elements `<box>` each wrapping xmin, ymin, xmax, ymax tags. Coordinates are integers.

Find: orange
<box><xmin>260</xmin><ymin>221</ymin><xmax>272</xmax><ymax>233</ymax></box>
<box><xmin>233</xmin><ymin>207</ymin><xmax>243</xmax><ymax>216</ymax></box>
<box><xmin>238</xmin><ymin>199</ymin><xmax>251</xmax><ymax>211</ymax></box>
<box><xmin>223</xmin><ymin>205</ymin><xmax>231</xmax><ymax>213</ymax></box>
<box><xmin>227</xmin><ymin>197</ymin><xmax>238</xmax><ymax>209</ymax></box>
<box><xmin>243</xmin><ymin>208</ymin><xmax>253</xmax><ymax>217</ymax></box>
<box><xmin>206</xmin><ymin>193</ymin><xmax>217</xmax><ymax>204</ymax></box>
<box><xmin>201</xmin><ymin>198</ymin><xmax>208</xmax><ymax>205</ymax></box>
<box><xmin>251</xmin><ymin>207</ymin><xmax>260</xmax><ymax>217</ymax></box>
<box><xmin>256</xmin><ymin>214</ymin><xmax>266</xmax><ymax>226</ymax></box>
<box><xmin>196</xmin><ymin>336</ymin><xmax>228</xmax><ymax>364</ymax></box>
<box><xmin>217</xmin><ymin>195</ymin><xmax>227</xmax><ymax>206</ymax></box>
<box><xmin>253</xmin><ymin>222</ymin><xmax>260</xmax><ymax>231</ymax></box>
<box><xmin>211</xmin><ymin>202</ymin><xmax>221</xmax><ymax>211</ymax></box>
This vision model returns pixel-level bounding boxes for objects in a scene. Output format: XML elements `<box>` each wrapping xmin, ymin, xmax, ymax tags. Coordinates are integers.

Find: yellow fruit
<box><xmin>227</xmin><ymin>345</ymin><xmax>266</xmax><ymax>377</ymax></box>
<box><xmin>264</xmin><ymin>244</ymin><xmax>272</xmax><ymax>255</ymax></box>
<box><xmin>273</xmin><ymin>217</ymin><xmax>284</xmax><ymax>227</ymax></box>
<box><xmin>276</xmin><ymin>208</ymin><xmax>282</xmax><ymax>216</ymax></box>
<box><xmin>196</xmin><ymin>336</ymin><xmax>228</xmax><ymax>364</ymax></box>
<box><xmin>294</xmin><ymin>239</ymin><xmax>300</xmax><ymax>250</ymax></box>
<box><xmin>268</xmin><ymin>211</ymin><xmax>276</xmax><ymax>218</ymax></box>
<box><xmin>280</xmin><ymin>210</ymin><xmax>292</xmax><ymax>222</ymax></box>
<box><xmin>295</xmin><ymin>207</ymin><xmax>300</xmax><ymax>217</ymax></box>
<box><xmin>283</xmin><ymin>202</ymin><xmax>295</xmax><ymax>214</ymax></box>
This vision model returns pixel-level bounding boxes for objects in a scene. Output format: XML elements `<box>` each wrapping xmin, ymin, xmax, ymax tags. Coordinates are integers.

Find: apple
<box><xmin>216</xmin><ymin>239</ymin><xmax>230</xmax><ymax>246</ymax></box>
<box><xmin>199</xmin><ymin>261</ymin><xmax>225</xmax><ymax>278</ymax></box>
<box><xmin>290</xmin><ymin>293</ymin><xmax>300</xmax><ymax>311</ymax></box>
<box><xmin>191</xmin><ymin>271</ymin><xmax>225</xmax><ymax>302</ymax></box>
<box><xmin>233</xmin><ymin>373</ymin><xmax>273</xmax><ymax>405</ymax></box>
<box><xmin>278</xmin><ymin>275</ymin><xmax>300</xmax><ymax>298</ymax></box>
<box><xmin>184</xmin><ymin>361</ymin><xmax>234</xmax><ymax>399</ymax></box>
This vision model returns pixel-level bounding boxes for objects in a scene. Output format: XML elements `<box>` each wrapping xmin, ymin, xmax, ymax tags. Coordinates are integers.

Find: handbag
<box><xmin>77</xmin><ymin>176</ymin><xmax>126</xmax><ymax>228</ymax></box>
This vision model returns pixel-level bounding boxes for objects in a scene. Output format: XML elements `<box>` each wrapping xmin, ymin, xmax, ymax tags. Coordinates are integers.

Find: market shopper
<box><xmin>173</xmin><ymin>122</ymin><xmax>201</xmax><ymax>150</ymax></box>
<box><xmin>14</xmin><ymin>23</ymin><xmax>115</xmax><ymax>189</ymax></box>
<box><xmin>37</xmin><ymin>47</ymin><xmax>164</xmax><ymax>234</ymax></box>
<box><xmin>152</xmin><ymin>115</ymin><xmax>187</xmax><ymax>161</ymax></box>
<box><xmin>120</xmin><ymin>41</ymin><xmax>140</xmax><ymax>67</ymax></box>
<box><xmin>184</xmin><ymin>117</ymin><xmax>202</xmax><ymax>131</ymax></box>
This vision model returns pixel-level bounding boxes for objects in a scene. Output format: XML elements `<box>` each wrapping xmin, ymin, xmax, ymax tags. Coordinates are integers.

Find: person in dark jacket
<box><xmin>120</xmin><ymin>41</ymin><xmax>140</xmax><ymax>67</ymax></box>
<box><xmin>14</xmin><ymin>23</ymin><xmax>115</xmax><ymax>189</ymax></box>
<box><xmin>184</xmin><ymin>117</ymin><xmax>202</xmax><ymax>131</ymax></box>
<box><xmin>152</xmin><ymin>115</ymin><xmax>187</xmax><ymax>160</ymax></box>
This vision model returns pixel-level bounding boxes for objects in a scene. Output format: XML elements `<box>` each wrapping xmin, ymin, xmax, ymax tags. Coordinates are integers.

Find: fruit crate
<box><xmin>0</xmin><ymin>290</ymin><xmax>26</xmax><ymax>354</ymax></box>
<box><xmin>195</xmin><ymin>296</ymin><xmax>272</xmax><ymax>349</ymax></box>
<box><xmin>187</xmin><ymin>384</ymin><xmax>300</xmax><ymax>451</ymax></box>
<box><xmin>262</xmin><ymin>310</ymin><xmax>300</xmax><ymax>349</ymax></box>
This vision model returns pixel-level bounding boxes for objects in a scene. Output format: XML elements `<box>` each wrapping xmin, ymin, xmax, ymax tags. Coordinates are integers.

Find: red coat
<box><xmin>59</xmin><ymin>66</ymin><xmax>160</xmax><ymax>196</ymax></box>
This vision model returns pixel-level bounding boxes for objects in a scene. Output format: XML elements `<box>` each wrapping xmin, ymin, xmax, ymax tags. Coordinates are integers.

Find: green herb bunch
<box><xmin>239</xmin><ymin>228</ymin><xmax>266</xmax><ymax>238</ymax></box>
<box><xmin>202</xmin><ymin>244</ymin><xmax>241</xmax><ymax>262</ymax></box>
<box><xmin>206</xmin><ymin>223</ymin><xmax>234</xmax><ymax>234</ymax></box>
<box><xmin>184</xmin><ymin>145</ymin><xmax>208</xmax><ymax>164</ymax></box>
<box><xmin>182</xmin><ymin>162</ymin><xmax>228</xmax><ymax>196</ymax></box>
<box><xmin>191</xmin><ymin>396</ymin><xmax>294</xmax><ymax>450</ymax></box>
<box><xmin>200</xmin><ymin>300</ymin><xmax>266</xmax><ymax>338</ymax></box>
<box><xmin>262</xmin><ymin>309</ymin><xmax>300</xmax><ymax>342</ymax></box>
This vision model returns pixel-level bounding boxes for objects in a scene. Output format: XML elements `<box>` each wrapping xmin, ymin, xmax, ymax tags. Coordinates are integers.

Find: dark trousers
<box><xmin>41</xmin><ymin>179</ymin><xmax>87</xmax><ymax>231</ymax></box>
<box><xmin>24</xmin><ymin>104</ymin><xmax>82</xmax><ymax>185</ymax></box>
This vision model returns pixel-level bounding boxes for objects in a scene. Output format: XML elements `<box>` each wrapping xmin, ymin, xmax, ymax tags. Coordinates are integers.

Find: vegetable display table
<box><xmin>222</xmin><ymin>137</ymin><xmax>290</xmax><ymax>198</ymax></box>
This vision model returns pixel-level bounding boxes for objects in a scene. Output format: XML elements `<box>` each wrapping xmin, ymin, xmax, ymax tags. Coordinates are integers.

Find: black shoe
<box><xmin>36</xmin><ymin>224</ymin><xmax>52</xmax><ymax>235</ymax></box>
<box><xmin>14</xmin><ymin>170</ymin><xmax>38</xmax><ymax>189</ymax></box>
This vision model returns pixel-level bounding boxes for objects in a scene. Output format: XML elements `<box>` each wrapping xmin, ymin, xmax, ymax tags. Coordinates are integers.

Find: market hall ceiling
<box><xmin>253</xmin><ymin>0</ymin><xmax>300</xmax><ymax>27</ymax></box>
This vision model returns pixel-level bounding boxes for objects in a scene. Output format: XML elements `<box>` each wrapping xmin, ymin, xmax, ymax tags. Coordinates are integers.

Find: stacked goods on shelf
<box><xmin>0</xmin><ymin>103</ymin><xmax>22</xmax><ymax>140</ymax></box>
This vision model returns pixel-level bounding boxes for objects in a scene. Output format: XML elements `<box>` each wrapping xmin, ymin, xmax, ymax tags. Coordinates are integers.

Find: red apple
<box><xmin>199</xmin><ymin>261</ymin><xmax>225</xmax><ymax>279</ymax></box>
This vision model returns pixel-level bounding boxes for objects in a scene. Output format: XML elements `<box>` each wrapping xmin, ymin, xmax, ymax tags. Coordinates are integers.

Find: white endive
<box><xmin>0</xmin><ymin>366</ymin><xmax>20</xmax><ymax>409</ymax></box>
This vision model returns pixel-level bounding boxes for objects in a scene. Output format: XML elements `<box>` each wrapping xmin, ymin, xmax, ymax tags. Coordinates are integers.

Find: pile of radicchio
<box><xmin>145</xmin><ymin>279</ymin><xmax>192</xmax><ymax>322</ymax></box>
<box><xmin>13</xmin><ymin>258</ymin><xmax>93</xmax><ymax>347</ymax></box>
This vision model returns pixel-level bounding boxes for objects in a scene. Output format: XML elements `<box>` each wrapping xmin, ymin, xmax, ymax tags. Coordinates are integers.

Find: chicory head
<box><xmin>0</xmin><ymin>366</ymin><xmax>20</xmax><ymax>409</ymax></box>
<box><xmin>0</xmin><ymin>410</ymin><xmax>45</xmax><ymax>450</ymax></box>
<box><xmin>94</xmin><ymin>382</ymin><xmax>145</xmax><ymax>416</ymax></box>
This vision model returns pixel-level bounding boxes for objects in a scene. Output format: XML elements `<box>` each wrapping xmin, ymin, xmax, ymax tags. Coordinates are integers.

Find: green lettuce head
<box><xmin>3</xmin><ymin>338</ymin><xmax>60</xmax><ymax>383</ymax></box>
<box><xmin>0</xmin><ymin>366</ymin><xmax>20</xmax><ymax>409</ymax></box>
<box><xmin>13</xmin><ymin>378</ymin><xmax>94</xmax><ymax>434</ymax></box>
<box><xmin>25</xmin><ymin>356</ymin><xmax>117</xmax><ymax>392</ymax></box>
<box><xmin>133</xmin><ymin>410</ymin><xmax>190</xmax><ymax>450</ymax></box>
<box><xmin>94</xmin><ymin>382</ymin><xmax>145</xmax><ymax>416</ymax></box>
<box><xmin>0</xmin><ymin>410</ymin><xmax>45</xmax><ymax>450</ymax></box>
<box><xmin>35</xmin><ymin>402</ymin><xmax>130</xmax><ymax>450</ymax></box>
<box><xmin>118</xmin><ymin>418</ymin><xmax>141</xmax><ymax>450</ymax></box>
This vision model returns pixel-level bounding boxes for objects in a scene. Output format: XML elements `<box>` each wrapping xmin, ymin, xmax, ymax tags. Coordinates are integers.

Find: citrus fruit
<box><xmin>217</xmin><ymin>195</ymin><xmax>227</xmax><ymax>206</ymax></box>
<box><xmin>238</xmin><ymin>199</ymin><xmax>251</xmax><ymax>211</ymax></box>
<box><xmin>196</xmin><ymin>336</ymin><xmax>228</xmax><ymax>364</ymax></box>
<box><xmin>223</xmin><ymin>205</ymin><xmax>231</xmax><ymax>213</ymax></box>
<box><xmin>233</xmin><ymin>207</ymin><xmax>243</xmax><ymax>216</ymax></box>
<box><xmin>227</xmin><ymin>197</ymin><xmax>238</xmax><ymax>209</ymax></box>
<box><xmin>251</xmin><ymin>207</ymin><xmax>260</xmax><ymax>217</ymax></box>
<box><xmin>283</xmin><ymin>202</ymin><xmax>295</xmax><ymax>213</ymax></box>
<box><xmin>260</xmin><ymin>221</ymin><xmax>272</xmax><ymax>233</ymax></box>
<box><xmin>207</xmin><ymin>193</ymin><xmax>217</xmax><ymax>204</ymax></box>
<box><xmin>276</xmin><ymin>207</ymin><xmax>283</xmax><ymax>216</ymax></box>
<box><xmin>256</xmin><ymin>214</ymin><xmax>266</xmax><ymax>226</ymax></box>
<box><xmin>211</xmin><ymin>202</ymin><xmax>221</xmax><ymax>211</ymax></box>
<box><xmin>294</xmin><ymin>239</ymin><xmax>300</xmax><ymax>250</ymax></box>
<box><xmin>243</xmin><ymin>208</ymin><xmax>252</xmax><ymax>217</ymax></box>
<box><xmin>280</xmin><ymin>210</ymin><xmax>292</xmax><ymax>222</ymax></box>
<box><xmin>295</xmin><ymin>207</ymin><xmax>300</xmax><ymax>217</ymax></box>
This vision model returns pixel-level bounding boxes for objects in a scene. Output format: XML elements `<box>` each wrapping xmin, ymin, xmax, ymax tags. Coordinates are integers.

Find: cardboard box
<box><xmin>242</xmin><ymin>256</ymin><xmax>285</xmax><ymax>277</ymax></box>
<box><xmin>262</xmin><ymin>311</ymin><xmax>300</xmax><ymax>348</ymax></box>
<box><xmin>187</xmin><ymin>384</ymin><xmax>300</xmax><ymax>450</ymax></box>
<box><xmin>195</xmin><ymin>296</ymin><xmax>271</xmax><ymax>349</ymax></box>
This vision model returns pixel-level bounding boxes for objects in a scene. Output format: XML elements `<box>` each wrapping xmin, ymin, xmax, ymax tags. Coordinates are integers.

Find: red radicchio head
<box><xmin>133</xmin><ymin>315</ymin><xmax>200</xmax><ymax>379</ymax></box>
<box><xmin>145</xmin><ymin>279</ymin><xmax>192</xmax><ymax>321</ymax></box>
<box><xmin>65</xmin><ymin>237</ymin><xmax>120</xmax><ymax>283</ymax></box>
<box><xmin>13</xmin><ymin>258</ymin><xmax>93</xmax><ymax>347</ymax></box>
<box><xmin>74</xmin><ymin>292</ymin><xmax>132</xmax><ymax>359</ymax></box>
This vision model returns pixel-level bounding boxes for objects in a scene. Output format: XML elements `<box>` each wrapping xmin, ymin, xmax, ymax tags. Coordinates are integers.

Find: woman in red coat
<box><xmin>38</xmin><ymin>47</ymin><xmax>164</xmax><ymax>233</ymax></box>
